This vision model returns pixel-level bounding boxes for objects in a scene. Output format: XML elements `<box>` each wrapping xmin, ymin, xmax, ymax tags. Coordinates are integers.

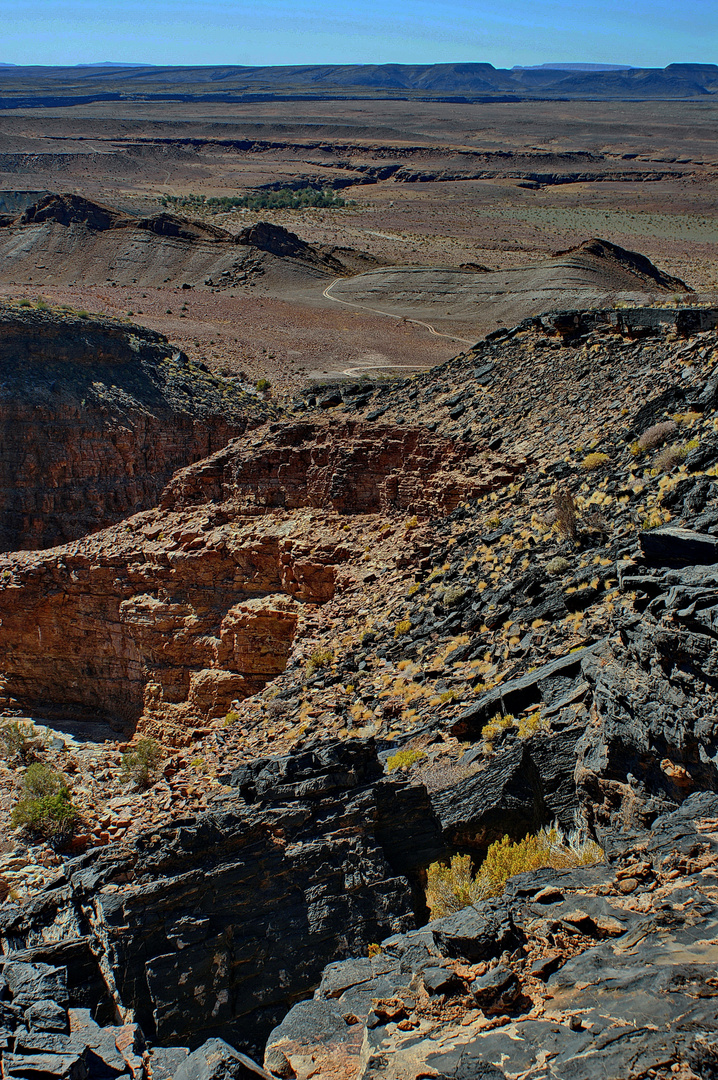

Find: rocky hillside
<box><xmin>326</xmin><ymin>239</ymin><xmax>691</xmax><ymax>338</ymax></box>
<box><xmin>0</xmin><ymin>302</ymin><xmax>276</xmax><ymax>550</ymax></box>
<box><xmin>1</xmin><ymin>302</ymin><xmax>718</xmax><ymax>1079</ymax></box>
<box><xmin>0</xmin><ymin>193</ymin><xmax>376</xmax><ymax>289</ymax></box>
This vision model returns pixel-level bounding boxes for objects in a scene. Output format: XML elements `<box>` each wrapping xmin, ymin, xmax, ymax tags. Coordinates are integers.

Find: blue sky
<box><xmin>3</xmin><ymin>0</ymin><xmax>716</xmax><ymax>68</ymax></box>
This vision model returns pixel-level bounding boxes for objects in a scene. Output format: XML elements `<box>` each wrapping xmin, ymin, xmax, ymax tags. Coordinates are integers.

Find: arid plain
<box><xmin>0</xmin><ymin>95</ymin><xmax>716</xmax><ymax>390</ymax></box>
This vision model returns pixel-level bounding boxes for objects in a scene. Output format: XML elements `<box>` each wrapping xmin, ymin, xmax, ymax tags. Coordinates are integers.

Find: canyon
<box><xmin>0</xmin><ymin>304</ymin><xmax>277</xmax><ymax>551</ymax></box>
<box><xmin>2</xmin><ymin>294</ymin><xmax>718</xmax><ymax>1080</ymax></box>
<box><xmin>1</xmin><ymin>72</ymin><xmax>718</xmax><ymax>1080</ymax></box>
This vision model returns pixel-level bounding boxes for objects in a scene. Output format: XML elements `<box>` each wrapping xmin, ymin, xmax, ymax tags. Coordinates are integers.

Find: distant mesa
<box><xmin>513</xmin><ymin>63</ymin><xmax>635</xmax><ymax>72</ymax></box>
<box><xmin>1</xmin><ymin>61</ymin><xmax>716</xmax><ymax>103</ymax></box>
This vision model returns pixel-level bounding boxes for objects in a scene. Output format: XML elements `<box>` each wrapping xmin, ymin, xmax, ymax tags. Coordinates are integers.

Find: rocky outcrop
<box><xmin>0</xmin><ymin>305</ymin><xmax>274</xmax><ymax>551</ymax></box>
<box><xmin>0</xmin><ymin>742</ymin><xmax>444</xmax><ymax>1057</ymax></box>
<box><xmin>268</xmin><ymin>791</ymin><xmax>718</xmax><ymax>1079</ymax></box>
<box><xmin>235</xmin><ymin>222</ymin><xmax>348</xmax><ymax>274</ymax></box>
<box><xmin>20</xmin><ymin>191</ymin><xmax>132</xmax><ymax>230</ymax></box>
<box><xmin>0</xmin><ymin>510</ymin><xmax>344</xmax><ymax>734</ymax></box>
<box><xmin>0</xmin><ymin>419</ymin><xmax>521</xmax><ymax>733</ymax></box>
<box><xmin>163</xmin><ymin>421</ymin><xmax>522</xmax><ymax>517</ymax></box>
<box><xmin>0</xmin><ymin>195</ymin><xmax>375</xmax><ymax>289</ymax></box>
<box><xmin>551</xmin><ymin>237</ymin><xmax>692</xmax><ymax>292</ymax></box>
<box><xmin>0</xmin><ymin>953</ymin><xmax>275</xmax><ymax>1080</ymax></box>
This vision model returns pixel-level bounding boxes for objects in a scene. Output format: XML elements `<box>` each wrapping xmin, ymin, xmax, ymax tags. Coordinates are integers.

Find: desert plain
<box><xmin>0</xmin><ymin>93</ymin><xmax>716</xmax><ymax>389</ymax></box>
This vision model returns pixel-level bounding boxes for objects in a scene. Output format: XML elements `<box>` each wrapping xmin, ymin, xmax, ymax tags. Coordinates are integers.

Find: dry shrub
<box><xmin>442</xmin><ymin>586</ymin><xmax>467</xmax><ymax>608</ymax></box>
<box><xmin>516</xmin><ymin>711</ymin><xmax>550</xmax><ymax>738</ymax></box>
<box><xmin>426</xmin><ymin>854</ymin><xmax>485</xmax><ymax>917</ymax></box>
<box><xmin>638</xmin><ymin>420</ymin><xmax>679</xmax><ymax>452</ymax></box>
<box><xmin>582</xmin><ymin>509</ymin><xmax>611</xmax><ymax>535</ymax></box>
<box><xmin>1</xmin><ymin>721</ymin><xmax>44</xmax><ymax>765</ymax></box>
<box><xmin>11</xmin><ymin>764</ymin><xmax>78</xmax><ymax>839</ymax></box>
<box><xmin>121</xmin><ymin>737</ymin><xmax>163</xmax><ymax>789</ymax></box>
<box><xmin>553</xmin><ymin>489</ymin><xmax>577</xmax><ymax>540</ymax></box>
<box><xmin>425</xmin><ymin>826</ymin><xmax>604</xmax><ymax>919</ymax></box>
<box><xmin>655</xmin><ymin>443</ymin><xmax>688</xmax><ymax>471</ymax></box>
<box><xmin>481</xmin><ymin>713</ymin><xmax>515</xmax><ymax>750</ymax></box>
<box><xmin>306</xmin><ymin>646</ymin><xmax>333</xmax><ymax>674</ymax></box>
<box><xmin>386</xmin><ymin>748</ymin><xmax>425</xmax><ymax>772</ymax></box>
<box><xmin>581</xmin><ymin>452</ymin><xmax>609</xmax><ymax>471</ymax></box>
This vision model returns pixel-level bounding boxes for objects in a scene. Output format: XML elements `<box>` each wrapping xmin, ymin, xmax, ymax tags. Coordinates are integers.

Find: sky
<box><xmin>3</xmin><ymin>0</ymin><xmax>717</xmax><ymax>68</ymax></box>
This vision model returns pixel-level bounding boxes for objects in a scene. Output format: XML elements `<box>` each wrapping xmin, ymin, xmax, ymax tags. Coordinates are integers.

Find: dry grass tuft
<box><xmin>638</xmin><ymin>420</ymin><xmax>679</xmax><ymax>452</ymax></box>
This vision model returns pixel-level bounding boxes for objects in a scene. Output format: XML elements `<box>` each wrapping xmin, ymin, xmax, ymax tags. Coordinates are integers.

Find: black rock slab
<box><xmin>639</xmin><ymin>526</ymin><xmax>718</xmax><ymax>566</ymax></box>
<box><xmin>173</xmin><ymin>1038</ymin><xmax>272</xmax><ymax>1080</ymax></box>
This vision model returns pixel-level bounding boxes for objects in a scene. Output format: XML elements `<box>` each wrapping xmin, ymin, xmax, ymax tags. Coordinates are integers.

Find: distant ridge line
<box><xmin>0</xmin><ymin>61</ymin><xmax>715</xmax><ymax>103</ymax></box>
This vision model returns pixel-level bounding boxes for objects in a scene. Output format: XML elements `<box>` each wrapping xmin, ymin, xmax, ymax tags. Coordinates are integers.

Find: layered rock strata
<box><xmin>0</xmin><ymin>421</ymin><xmax>521</xmax><ymax>734</ymax></box>
<box><xmin>0</xmin><ymin>742</ymin><xmax>444</xmax><ymax>1056</ymax></box>
<box><xmin>0</xmin><ymin>305</ymin><xmax>275</xmax><ymax>551</ymax></box>
<box><xmin>162</xmin><ymin>421</ymin><xmax>516</xmax><ymax>517</ymax></box>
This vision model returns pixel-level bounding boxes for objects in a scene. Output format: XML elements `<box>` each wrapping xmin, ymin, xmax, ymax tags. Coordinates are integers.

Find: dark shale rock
<box><xmin>639</xmin><ymin>526</ymin><xmax>718</xmax><ymax>565</ymax></box>
<box><xmin>0</xmin><ymin>741</ymin><xmax>441</xmax><ymax>1057</ymax></box>
<box><xmin>431</xmin><ymin>901</ymin><xmax>519</xmax><ymax>962</ymax></box>
<box><xmin>24</xmin><ymin>1000</ymin><xmax>68</xmax><ymax>1033</ymax></box>
<box><xmin>450</xmin><ymin>643</ymin><xmax>603</xmax><ymax>738</ymax></box>
<box><xmin>273</xmin><ymin>792</ymin><xmax>718</xmax><ymax>1079</ymax></box>
<box><xmin>469</xmin><ymin>964</ymin><xmax>519</xmax><ymax>1007</ymax></box>
<box><xmin>431</xmin><ymin>743</ymin><xmax>547</xmax><ymax>850</ymax></box>
<box><xmin>2</xmin><ymin>963</ymin><xmax>69</xmax><ymax>1009</ymax></box>
<box><xmin>172</xmin><ymin>1038</ymin><xmax>273</xmax><ymax>1080</ymax></box>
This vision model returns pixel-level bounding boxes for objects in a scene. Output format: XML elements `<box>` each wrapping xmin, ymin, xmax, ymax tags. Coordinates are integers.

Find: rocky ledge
<box><xmin>268</xmin><ymin>791</ymin><xmax>718</xmax><ymax>1080</ymax></box>
<box><xmin>0</xmin><ymin>421</ymin><xmax>522</xmax><ymax>736</ymax></box>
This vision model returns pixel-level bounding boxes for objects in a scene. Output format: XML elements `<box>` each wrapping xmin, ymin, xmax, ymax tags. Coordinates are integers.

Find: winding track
<box><xmin>322</xmin><ymin>277</ymin><xmax>476</xmax><ymax>376</ymax></box>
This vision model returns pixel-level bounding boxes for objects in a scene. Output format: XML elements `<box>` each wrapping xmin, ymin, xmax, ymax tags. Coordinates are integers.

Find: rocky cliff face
<box><xmin>0</xmin><ymin>741</ymin><xmax>441</xmax><ymax>1056</ymax></box>
<box><xmin>0</xmin><ymin>420</ymin><xmax>522</xmax><ymax>736</ymax></box>
<box><xmin>267</xmin><ymin>791</ymin><xmax>718</xmax><ymax>1080</ymax></box>
<box><xmin>0</xmin><ymin>304</ymin><xmax>275</xmax><ymax>551</ymax></box>
<box><xmin>162</xmin><ymin>420</ymin><xmax>518</xmax><ymax>517</ymax></box>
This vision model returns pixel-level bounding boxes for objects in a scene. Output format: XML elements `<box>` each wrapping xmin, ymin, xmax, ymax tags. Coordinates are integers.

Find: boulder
<box><xmin>173</xmin><ymin>1039</ymin><xmax>272</xmax><ymax>1080</ymax></box>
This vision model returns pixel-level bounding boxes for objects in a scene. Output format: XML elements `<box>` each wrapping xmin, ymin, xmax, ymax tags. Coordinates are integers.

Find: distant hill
<box><xmin>0</xmin><ymin>61</ymin><xmax>715</xmax><ymax>106</ymax></box>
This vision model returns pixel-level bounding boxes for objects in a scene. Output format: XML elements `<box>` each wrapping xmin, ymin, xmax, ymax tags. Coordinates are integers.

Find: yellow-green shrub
<box><xmin>121</xmin><ymin>737</ymin><xmax>163</xmax><ymax>789</ymax></box>
<box><xmin>481</xmin><ymin>713</ymin><xmax>515</xmax><ymax>749</ymax></box>
<box><xmin>581</xmin><ymin>452</ymin><xmax>609</xmax><ymax>471</ymax></box>
<box><xmin>426</xmin><ymin>854</ymin><xmax>485</xmax><ymax>917</ymax></box>
<box><xmin>11</xmin><ymin>764</ymin><xmax>78</xmax><ymax>839</ymax></box>
<box><xmin>425</xmin><ymin>827</ymin><xmax>603</xmax><ymax>918</ymax></box>
<box><xmin>386</xmin><ymin>748</ymin><xmax>426</xmax><ymax>772</ymax></box>
<box><xmin>306</xmin><ymin>646</ymin><xmax>333</xmax><ymax>674</ymax></box>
